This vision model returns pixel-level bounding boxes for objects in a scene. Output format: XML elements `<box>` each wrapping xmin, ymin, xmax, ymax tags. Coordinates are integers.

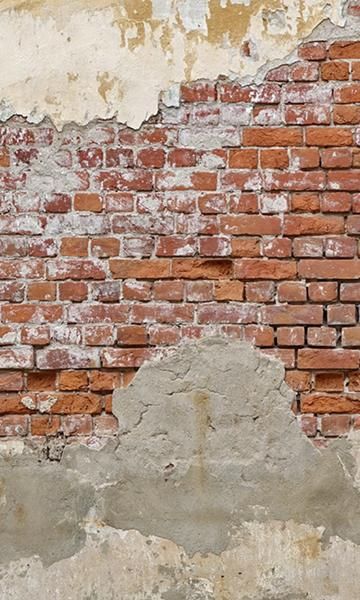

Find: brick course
<box><xmin>2</xmin><ymin>40</ymin><xmax>360</xmax><ymax>441</ymax></box>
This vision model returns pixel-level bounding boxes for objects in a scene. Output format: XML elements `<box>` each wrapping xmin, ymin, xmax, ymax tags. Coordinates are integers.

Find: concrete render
<box><xmin>1</xmin><ymin>338</ymin><xmax>360</xmax><ymax>598</ymax></box>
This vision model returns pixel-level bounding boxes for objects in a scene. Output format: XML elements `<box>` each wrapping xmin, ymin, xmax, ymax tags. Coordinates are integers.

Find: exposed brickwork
<box><xmin>2</xmin><ymin>40</ymin><xmax>360</xmax><ymax>442</ymax></box>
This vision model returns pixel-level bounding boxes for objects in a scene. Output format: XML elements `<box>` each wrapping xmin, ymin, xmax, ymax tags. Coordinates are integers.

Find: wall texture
<box><xmin>0</xmin><ymin>0</ymin><xmax>349</xmax><ymax>127</ymax></box>
<box><xmin>2</xmin><ymin>1</ymin><xmax>360</xmax><ymax>598</ymax></box>
<box><xmin>2</xmin><ymin>36</ymin><xmax>360</xmax><ymax>442</ymax></box>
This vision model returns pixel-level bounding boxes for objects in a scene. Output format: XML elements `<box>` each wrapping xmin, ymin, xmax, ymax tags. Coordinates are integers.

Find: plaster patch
<box><xmin>1</xmin><ymin>339</ymin><xmax>360</xmax><ymax>598</ymax></box>
<box><xmin>0</xmin><ymin>0</ymin><xmax>348</xmax><ymax>128</ymax></box>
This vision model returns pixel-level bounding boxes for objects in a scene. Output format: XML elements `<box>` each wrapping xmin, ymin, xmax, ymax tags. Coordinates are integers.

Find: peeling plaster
<box><xmin>0</xmin><ymin>0</ymin><xmax>349</xmax><ymax>128</ymax></box>
<box><xmin>1</xmin><ymin>339</ymin><xmax>360</xmax><ymax>598</ymax></box>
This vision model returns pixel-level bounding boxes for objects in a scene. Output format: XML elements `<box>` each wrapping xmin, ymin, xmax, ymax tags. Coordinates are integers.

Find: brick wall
<box><xmin>1</xmin><ymin>39</ymin><xmax>360</xmax><ymax>442</ymax></box>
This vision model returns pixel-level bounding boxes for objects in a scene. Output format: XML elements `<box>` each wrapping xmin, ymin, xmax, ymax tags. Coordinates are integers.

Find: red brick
<box><xmin>277</xmin><ymin>281</ymin><xmax>307</xmax><ymax>302</ymax></box>
<box><xmin>220</xmin><ymin>215</ymin><xmax>280</xmax><ymax>235</ymax></box>
<box><xmin>48</xmin><ymin>394</ymin><xmax>101</xmax><ymax>415</ymax></box>
<box><xmin>285</xmin><ymin>215</ymin><xmax>344</xmax><ymax>235</ymax></box>
<box><xmin>263</xmin><ymin>238</ymin><xmax>292</xmax><ymax>258</ymax></box>
<box><xmin>110</xmin><ymin>259</ymin><xmax>171</xmax><ymax>279</ymax></box>
<box><xmin>333</xmin><ymin>104</ymin><xmax>360</xmax><ymax>124</ymax></box>
<box><xmin>263</xmin><ymin>171</ymin><xmax>325</xmax><ymax>191</ymax></box>
<box><xmin>307</xmin><ymin>327</ymin><xmax>337</xmax><ymax>347</ymax></box>
<box><xmin>168</xmin><ymin>148</ymin><xmax>196</xmax><ymax>167</ymax></box>
<box><xmin>74</xmin><ymin>193</ymin><xmax>102</xmax><ymax>212</ymax></box>
<box><xmin>117</xmin><ymin>325</ymin><xmax>148</xmax><ymax>346</ymax></box>
<box><xmin>346</xmin><ymin>215</ymin><xmax>360</xmax><ymax>234</ymax></box>
<box><xmin>315</xmin><ymin>372</ymin><xmax>344</xmax><ymax>391</ymax></box>
<box><xmin>89</xmin><ymin>371</ymin><xmax>120</xmax><ymax>392</ymax></box>
<box><xmin>198</xmin><ymin>303</ymin><xmax>258</xmax><ymax>324</ymax></box>
<box><xmin>329</xmin><ymin>41</ymin><xmax>360</xmax><ymax>59</ymax></box>
<box><xmin>243</xmin><ymin>325</ymin><xmax>274</xmax><ymax>347</ymax></box>
<box><xmin>320</xmin><ymin>192</ymin><xmax>351</xmax><ymax>212</ymax></box>
<box><xmin>105</xmin><ymin>148</ymin><xmax>133</xmax><ymax>168</ymax></box>
<box><xmin>77</xmin><ymin>148</ymin><xmax>103</xmax><ymax>168</ymax></box>
<box><xmin>149</xmin><ymin>325</ymin><xmax>180</xmax><ymax>346</ymax></box>
<box><xmin>245</xmin><ymin>281</ymin><xmax>274</xmax><ymax>302</ymax></box>
<box><xmin>36</xmin><ymin>348</ymin><xmax>99</xmax><ymax>370</ymax></box>
<box><xmin>21</xmin><ymin>326</ymin><xmax>50</xmax><ymax>346</ymax></box>
<box><xmin>301</xmin><ymin>393</ymin><xmax>360</xmax><ymax>414</ymax></box>
<box><xmin>123</xmin><ymin>281</ymin><xmax>152</xmax><ymax>301</ymax></box>
<box><xmin>58</xmin><ymin>371</ymin><xmax>88</xmax><ymax>391</ymax></box>
<box><xmin>325</xmin><ymin>237</ymin><xmax>356</xmax><ymax>257</ymax></box>
<box><xmin>186</xmin><ymin>281</ymin><xmax>213</xmax><ymax>302</ymax></box>
<box><xmin>0</xmin><ymin>372</ymin><xmax>24</xmax><ymax>392</ymax></box>
<box><xmin>172</xmin><ymin>259</ymin><xmax>232</xmax><ymax>279</ymax></box>
<box><xmin>47</xmin><ymin>259</ymin><xmax>105</xmax><ymax>280</ymax></box>
<box><xmin>219</xmin><ymin>82</ymin><xmax>280</xmax><ymax>103</ymax></box>
<box><xmin>243</xmin><ymin>127</ymin><xmax>302</xmax><ymax>146</ymax></box>
<box><xmin>0</xmin><ymin>415</ymin><xmax>28</xmax><ymax>436</ymax></box>
<box><xmin>284</xmin><ymin>105</ymin><xmax>330</xmax><ymax>125</ymax></box>
<box><xmin>321</xmin><ymin>61</ymin><xmax>349</xmax><ymax>80</ymax></box>
<box><xmin>291</xmin><ymin>192</ymin><xmax>320</xmax><ymax>212</ymax></box>
<box><xmin>340</xmin><ymin>283</ymin><xmax>360</xmax><ymax>301</ymax></box>
<box><xmin>285</xmin><ymin>370</ymin><xmax>311</xmax><ymax>392</ymax></box>
<box><xmin>305</xmin><ymin>127</ymin><xmax>353</xmax><ymax>146</ymax></box>
<box><xmin>293</xmin><ymin>237</ymin><xmax>323</xmax><ymax>257</ymax></box>
<box><xmin>321</xmin><ymin>149</ymin><xmax>352</xmax><ymax>169</ymax></box>
<box><xmin>84</xmin><ymin>325</ymin><xmax>114</xmax><ymax>346</ymax></box>
<box><xmin>229</xmin><ymin>149</ymin><xmax>258</xmax><ymax>168</ymax></box>
<box><xmin>2</xmin><ymin>305</ymin><xmax>62</xmax><ymax>323</ymax></box>
<box><xmin>260</xmin><ymin>149</ymin><xmax>288</xmax><ymax>169</ymax></box>
<box><xmin>308</xmin><ymin>282</ymin><xmax>338</xmax><ymax>302</ymax></box>
<box><xmin>298</xmin><ymin>349</ymin><xmax>359</xmax><ymax>369</ymax></box>
<box><xmin>31</xmin><ymin>415</ymin><xmax>60</xmax><ymax>436</ymax></box>
<box><xmin>101</xmin><ymin>347</ymin><xmax>155</xmax><ymax>368</ymax></box>
<box><xmin>299</xmin><ymin>415</ymin><xmax>317</xmax><ymax>437</ymax></box>
<box><xmin>342</xmin><ymin>327</ymin><xmax>360</xmax><ymax>347</ymax></box>
<box><xmin>320</xmin><ymin>415</ymin><xmax>351</xmax><ymax>436</ymax></box>
<box><xmin>298</xmin><ymin>42</ymin><xmax>327</xmax><ymax>60</ymax></box>
<box><xmin>97</xmin><ymin>170</ymin><xmax>153</xmax><ymax>192</ymax></box>
<box><xmin>27</xmin><ymin>371</ymin><xmax>56</xmax><ymax>391</ymax></box>
<box><xmin>62</xmin><ymin>414</ymin><xmax>93</xmax><ymax>436</ymax></box>
<box><xmin>234</xmin><ymin>259</ymin><xmax>296</xmax><ymax>280</ymax></box>
<box><xmin>137</xmin><ymin>148</ymin><xmax>165</xmax><ymax>168</ymax></box>
<box><xmin>60</xmin><ymin>237</ymin><xmax>88</xmax><ymax>257</ymax></box>
<box><xmin>181</xmin><ymin>82</ymin><xmax>216</xmax><ymax>102</ymax></box>
<box><xmin>153</xmin><ymin>280</ymin><xmax>184</xmax><ymax>301</ymax></box>
<box><xmin>59</xmin><ymin>282</ymin><xmax>88</xmax><ymax>302</ymax></box>
<box><xmin>27</xmin><ymin>282</ymin><xmax>56</xmax><ymax>301</ymax></box>
<box><xmin>231</xmin><ymin>238</ymin><xmax>261</xmax><ymax>257</ymax></box>
<box><xmin>262</xmin><ymin>305</ymin><xmax>322</xmax><ymax>325</ymax></box>
<box><xmin>277</xmin><ymin>326</ymin><xmax>304</xmax><ymax>346</ymax></box>
<box><xmin>348</xmin><ymin>372</ymin><xmax>360</xmax><ymax>391</ymax></box>
<box><xmin>291</xmin><ymin>147</ymin><xmax>319</xmax><ymax>169</ymax></box>
<box><xmin>156</xmin><ymin>236</ymin><xmax>197</xmax><ymax>257</ymax></box>
<box><xmin>214</xmin><ymin>281</ymin><xmax>244</xmax><ymax>301</ymax></box>
<box><xmin>334</xmin><ymin>83</ymin><xmax>360</xmax><ymax>102</ymax></box>
<box><xmin>299</xmin><ymin>259</ymin><xmax>360</xmax><ymax>279</ymax></box>
<box><xmin>93</xmin><ymin>414</ymin><xmax>118</xmax><ymax>436</ymax></box>
<box><xmin>198</xmin><ymin>193</ymin><xmax>227</xmax><ymax>214</ymax></box>
<box><xmin>290</xmin><ymin>61</ymin><xmax>319</xmax><ymax>81</ymax></box>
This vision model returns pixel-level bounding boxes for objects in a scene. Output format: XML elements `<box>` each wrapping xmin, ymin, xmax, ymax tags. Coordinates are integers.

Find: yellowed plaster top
<box><xmin>0</xmin><ymin>0</ymin><xmax>347</xmax><ymax>128</ymax></box>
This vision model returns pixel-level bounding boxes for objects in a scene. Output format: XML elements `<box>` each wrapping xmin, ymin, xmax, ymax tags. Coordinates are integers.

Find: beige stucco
<box><xmin>0</xmin><ymin>0</ymin><xmax>347</xmax><ymax>128</ymax></box>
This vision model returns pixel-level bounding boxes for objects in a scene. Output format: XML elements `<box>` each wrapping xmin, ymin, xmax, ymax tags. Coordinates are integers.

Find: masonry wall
<box><xmin>1</xmin><ymin>38</ymin><xmax>360</xmax><ymax>443</ymax></box>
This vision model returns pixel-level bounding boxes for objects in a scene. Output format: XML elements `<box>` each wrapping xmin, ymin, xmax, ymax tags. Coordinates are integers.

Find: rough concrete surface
<box><xmin>1</xmin><ymin>338</ymin><xmax>360</xmax><ymax>598</ymax></box>
<box><xmin>0</xmin><ymin>0</ymin><xmax>349</xmax><ymax>127</ymax></box>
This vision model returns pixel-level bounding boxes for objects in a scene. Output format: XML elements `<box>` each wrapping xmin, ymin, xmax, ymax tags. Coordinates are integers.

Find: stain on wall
<box><xmin>1</xmin><ymin>339</ymin><xmax>360</xmax><ymax>598</ymax></box>
<box><xmin>0</xmin><ymin>0</ymin><xmax>348</xmax><ymax>128</ymax></box>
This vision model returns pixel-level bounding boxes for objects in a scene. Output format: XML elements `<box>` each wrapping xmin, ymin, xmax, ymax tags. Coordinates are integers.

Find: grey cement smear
<box><xmin>1</xmin><ymin>338</ymin><xmax>360</xmax><ymax>598</ymax></box>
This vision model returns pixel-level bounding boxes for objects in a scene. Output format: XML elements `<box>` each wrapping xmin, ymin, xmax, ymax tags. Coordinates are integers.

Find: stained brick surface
<box><xmin>2</xmin><ymin>41</ymin><xmax>360</xmax><ymax>440</ymax></box>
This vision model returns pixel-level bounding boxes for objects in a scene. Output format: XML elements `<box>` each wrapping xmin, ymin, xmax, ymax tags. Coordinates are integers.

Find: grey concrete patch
<box><xmin>1</xmin><ymin>338</ymin><xmax>360</xmax><ymax>598</ymax></box>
